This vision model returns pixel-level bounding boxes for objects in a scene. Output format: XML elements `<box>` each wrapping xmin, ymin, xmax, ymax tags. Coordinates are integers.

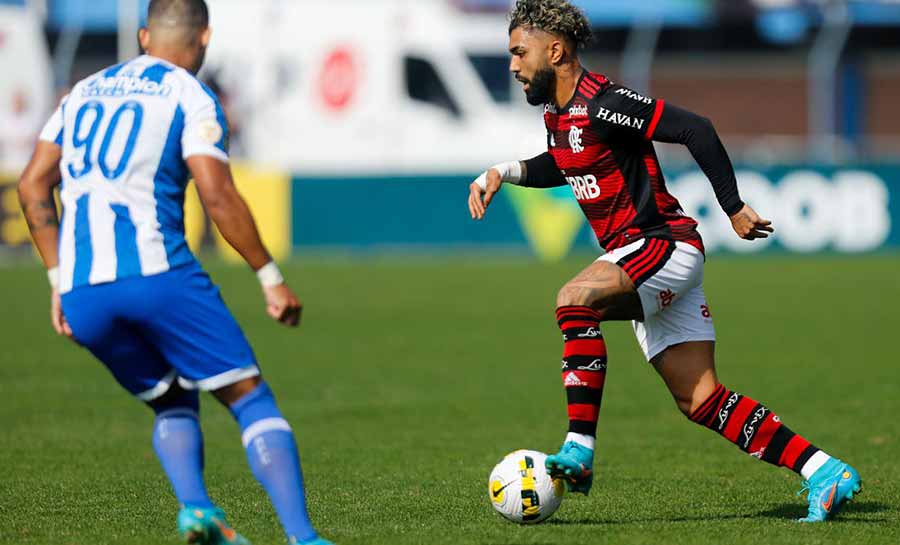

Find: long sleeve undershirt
<box><xmin>521</xmin><ymin>103</ymin><xmax>744</xmax><ymax>217</ymax></box>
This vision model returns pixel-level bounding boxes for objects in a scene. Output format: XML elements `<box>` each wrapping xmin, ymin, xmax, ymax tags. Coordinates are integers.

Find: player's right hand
<box><xmin>730</xmin><ymin>203</ymin><xmax>775</xmax><ymax>240</ymax></box>
<box><xmin>50</xmin><ymin>289</ymin><xmax>73</xmax><ymax>339</ymax></box>
<box><xmin>263</xmin><ymin>284</ymin><xmax>303</xmax><ymax>327</ymax></box>
<box><xmin>468</xmin><ymin>168</ymin><xmax>503</xmax><ymax>220</ymax></box>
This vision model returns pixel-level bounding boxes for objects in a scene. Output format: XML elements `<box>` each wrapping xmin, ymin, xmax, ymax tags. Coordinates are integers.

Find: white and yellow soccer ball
<box><xmin>488</xmin><ymin>450</ymin><xmax>565</xmax><ymax>524</ymax></box>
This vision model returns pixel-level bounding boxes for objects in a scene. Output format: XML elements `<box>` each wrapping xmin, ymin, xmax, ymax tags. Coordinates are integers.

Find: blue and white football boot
<box><xmin>545</xmin><ymin>441</ymin><xmax>594</xmax><ymax>495</ymax></box>
<box><xmin>797</xmin><ymin>458</ymin><xmax>862</xmax><ymax>522</ymax></box>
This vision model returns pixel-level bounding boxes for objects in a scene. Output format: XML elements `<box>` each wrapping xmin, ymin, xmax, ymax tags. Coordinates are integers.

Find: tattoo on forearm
<box><xmin>22</xmin><ymin>199</ymin><xmax>60</xmax><ymax>231</ymax></box>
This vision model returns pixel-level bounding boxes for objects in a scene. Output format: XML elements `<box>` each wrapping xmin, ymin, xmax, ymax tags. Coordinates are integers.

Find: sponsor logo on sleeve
<box><xmin>615</xmin><ymin>87</ymin><xmax>653</xmax><ymax>104</ymax></box>
<box><xmin>596</xmin><ymin>107</ymin><xmax>645</xmax><ymax>130</ymax></box>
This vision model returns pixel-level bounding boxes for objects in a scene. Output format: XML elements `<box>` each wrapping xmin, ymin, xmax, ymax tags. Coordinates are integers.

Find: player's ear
<box><xmin>548</xmin><ymin>39</ymin><xmax>565</xmax><ymax>65</ymax></box>
<box><xmin>201</xmin><ymin>27</ymin><xmax>212</xmax><ymax>48</ymax></box>
<box><xmin>138</xmin><ymin>27</ymin><xmax>151</xmax><ymax>51</ymax></box>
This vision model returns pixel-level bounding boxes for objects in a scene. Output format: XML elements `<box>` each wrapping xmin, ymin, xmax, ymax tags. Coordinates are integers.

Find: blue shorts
<box><xmin>61</xmin><ymin>261</ymin><xmax>258</xmax><ymax>401</ymax></box>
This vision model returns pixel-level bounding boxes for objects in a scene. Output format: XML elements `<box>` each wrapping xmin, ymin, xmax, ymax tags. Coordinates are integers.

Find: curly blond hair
<box><xmin>508</xmin><ymin>0</ymin><xmax>593</xmax><ymax>49</ymax></box>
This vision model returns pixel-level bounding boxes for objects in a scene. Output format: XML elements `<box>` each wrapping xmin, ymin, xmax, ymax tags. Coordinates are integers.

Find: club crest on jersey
<box><xmin>568</xmin><ymin>125</ymin><xmax>584</xmax><ymax>153</ymax></box>
<box><xmin>596</xmin><ymin>107</ymin><xmax>645</xmax><ymax>130</ymax></box>
<box><xmin>568</xmin><ymin>104</ymin><xmax>588</xmax><ymax>117</ymax></box>
<box><xmin>615</xmin><ymin>88</ymin><xmax>653</xmax><ymax>104</ymax></box>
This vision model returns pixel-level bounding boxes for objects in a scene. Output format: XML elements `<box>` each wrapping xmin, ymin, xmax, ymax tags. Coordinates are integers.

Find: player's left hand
<box><xmin>50</xmin><ymin>288</ymin><xmax>74</xmax><ymax>339</ymax></box>
<box><xmin>263</xmin><ymin>284</ymin><xmax>303</xmax><ymax>327</ymax></box>
<box><xmin>730</xmin><ymin>204</ymin><xmax>775</xmax><ymax>240</ymax></box>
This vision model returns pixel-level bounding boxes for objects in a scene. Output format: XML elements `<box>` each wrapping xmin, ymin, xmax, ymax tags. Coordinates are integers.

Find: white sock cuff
<box><xmin>241</xmin><ymin>417</ymin><xmax>292</xmax><ymax>448</ymax></box>
<box><xmin>800</xmin><ymin>450</ymin><xmax>832</xmax><ymax>480</ymax></box>
<box><xmin>155</xmin><ymin>408</ymin><xmax>199</xmax><ymax>421</ymax></box>
<box><xmin>565</xmin><ymin>432</ymin><xmax>595</xmax><ymax>450</ymax></box>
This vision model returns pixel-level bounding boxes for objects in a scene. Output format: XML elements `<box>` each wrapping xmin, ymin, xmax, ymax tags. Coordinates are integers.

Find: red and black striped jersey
<box><xmin>543</xmin><ymin>71</ymin><xmax>704</xmax><ymax>253</ymax></box>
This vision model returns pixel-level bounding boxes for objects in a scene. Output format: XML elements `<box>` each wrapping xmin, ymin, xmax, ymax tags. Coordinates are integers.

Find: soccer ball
<box><xmin>488</xmin><ymin>450</ymin><xmax>565</xmax><ymax>524</ymax></box>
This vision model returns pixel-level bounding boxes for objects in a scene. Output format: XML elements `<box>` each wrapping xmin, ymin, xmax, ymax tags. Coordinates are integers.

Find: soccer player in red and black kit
<box><xmin>467</xmin><ymin>0</ymin><xmax>860</xmax><ymax>522</ymax></box>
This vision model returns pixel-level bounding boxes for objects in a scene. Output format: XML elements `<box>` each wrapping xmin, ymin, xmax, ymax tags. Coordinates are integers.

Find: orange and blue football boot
<box><xmin>177</xmin><ymin>506</ymin><xmax>250</xmax><ymax>545</ymax></box>
<box><xmin>545</xmin><ymin>441</ymin><xmax>594</xmax><ymax>495</ymax></box>
<box><xmin>797</xmin><ymin>458</ymin><xmax>862</xmax><ymax>522</ymax></box>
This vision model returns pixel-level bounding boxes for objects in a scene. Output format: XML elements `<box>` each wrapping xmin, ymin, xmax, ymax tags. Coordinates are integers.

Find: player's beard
<box><xmin>524</xmin><ymin>66</ymin><xmax>556</xmax><ymax>106</ymax></box>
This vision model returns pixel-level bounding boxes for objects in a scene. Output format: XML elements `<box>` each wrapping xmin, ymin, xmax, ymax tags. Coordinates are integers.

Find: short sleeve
<box><xmin>180</xmin><ymin>79</ymin><xmax>229</xmax><ymax>163</ymax></box>
<box><xmin>38</xmin><ymin>95</ymin><xmax>68</xmax><ymax>146</ymax></box>
<box><xmin>592</xmin><ymin>84</ymin><xmax>665</xmax><ymax>141</ymax></box>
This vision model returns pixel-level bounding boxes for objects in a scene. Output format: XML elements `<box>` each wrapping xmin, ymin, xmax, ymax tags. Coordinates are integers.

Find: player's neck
<box><xmin>144</xmin><ymin>47</ymin><xmax>199</xmax><ymax>74</ymax></box>
<box><xmin>553</xmin><ymin>64</ymin><xmax>584</xmax><ymax>107</ymax></box>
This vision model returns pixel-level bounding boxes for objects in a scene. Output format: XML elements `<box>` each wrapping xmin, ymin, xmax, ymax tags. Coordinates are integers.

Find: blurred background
<box><xmin>1</xmin><ymin>0</ymin><xmax>899</xmax><ymax>261</ymax></box>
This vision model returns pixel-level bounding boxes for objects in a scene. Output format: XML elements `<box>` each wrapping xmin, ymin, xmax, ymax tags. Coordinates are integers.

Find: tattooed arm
<box><xmin>18</xmin><ymin>141</ymin><xmax>63</xmax><ymax>269</ymax></box>
<box><xmin>18</xmin><ymin>141</ymin><xmax>72</xmax><ymax>338</ymax></box>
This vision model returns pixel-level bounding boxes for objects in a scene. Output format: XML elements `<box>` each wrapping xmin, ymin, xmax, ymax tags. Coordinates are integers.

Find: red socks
<box><xmin>691</xmin><ymin>384</ymin><xmax>823</xmax><ymax>474</ymax></box>
<box><xmin>557</xmin><ymin>306</ymin><xmax>607</xmax><ymax>437</ymax></box>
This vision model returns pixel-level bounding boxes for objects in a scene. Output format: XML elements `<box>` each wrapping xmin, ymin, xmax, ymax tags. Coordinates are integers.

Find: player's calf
<box><xmin>690</xmin><ymin>383</ymin><xmax>861</xmax><ymax>520</ymax></box>
<box><xmin>222</xmin><ymin>380</ymin><xmax>324</xmax><ymax>545</ymax></box>
<box><xmin>550</xmin><ymin>305</ymin><xmax>606</xmax><ymax>494</ymax></box>
<box><xmin>149</xmin><ymin>387</ymin><xmax>217</xmax><ymax>511</ymax></box>
<box><xmin>689</xmin><ymin>384</ymin><xmax>830</xmax><ymax>476</ymax></box>
<box><xmin>550</xmin><ymin>261</ymin><xmax>642</xmax><ymax>494</ymax></box>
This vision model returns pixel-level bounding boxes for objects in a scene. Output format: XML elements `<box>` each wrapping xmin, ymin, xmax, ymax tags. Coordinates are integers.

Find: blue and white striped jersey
<box><xmin>39</xmin><ymin>55</ymin><xmax>229</xmax><ymax>294</ymax></box>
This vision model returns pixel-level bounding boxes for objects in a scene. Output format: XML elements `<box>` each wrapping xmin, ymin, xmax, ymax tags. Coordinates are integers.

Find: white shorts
<box><xmin>597</xmin><ymin>238</ymin><xmax>716</xmax><ymax>361</ymax></box>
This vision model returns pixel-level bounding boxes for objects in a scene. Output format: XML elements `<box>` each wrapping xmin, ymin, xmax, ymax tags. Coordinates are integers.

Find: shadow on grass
<box><xmin>546</xmin><ymin>501</ymin><xmax>891</xmax><ymax>526</ymax></box>
<box><xmin>756</xmin><ymin>500</ymin><xmax>892</xmax><ymax>523</ymax></box>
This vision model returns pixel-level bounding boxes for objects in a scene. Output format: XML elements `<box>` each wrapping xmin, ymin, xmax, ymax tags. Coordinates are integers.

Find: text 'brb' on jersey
<box><xmin>544</xmin><ymin>72</ymin><xmax>703</xmax><ymax>253</ymax></box>
<box><xmin>40</xmin><ymin>55</ymin><xmax>229</xmax><ymax>294</ymax></box>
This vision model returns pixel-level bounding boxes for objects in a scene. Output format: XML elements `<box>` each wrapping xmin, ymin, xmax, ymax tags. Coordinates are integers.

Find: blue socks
<box><xmin>152</xmin><ymin>398</ymin><xmax>215</xmax><ymax>509</ymax></box>
<box><xmin>230</xmin><ymin>382</ymin><xmax>317</xmax><ymax>544</ymax></box>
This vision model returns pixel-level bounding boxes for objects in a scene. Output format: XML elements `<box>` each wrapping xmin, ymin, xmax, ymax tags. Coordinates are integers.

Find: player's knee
<box><xmin>557</xmin><ymin>283</ymin><xmax>601</xmax><ymax>309</ymax></box>
<box><xmin>146</xmin><ymin>383</ymin><xmax>199</xmax><ymax>414</ymax></box>
<box><xmin>212</xmin><ymin>375</ymin><xmax>263</xmax><ymax>407</ymax></box>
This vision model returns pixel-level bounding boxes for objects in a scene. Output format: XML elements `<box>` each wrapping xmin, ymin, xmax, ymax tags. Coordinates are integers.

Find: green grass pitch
<box><xmin>1</xmin><ymin>255</ymin><xmax>898</xmax><ymax>545</ymax></box>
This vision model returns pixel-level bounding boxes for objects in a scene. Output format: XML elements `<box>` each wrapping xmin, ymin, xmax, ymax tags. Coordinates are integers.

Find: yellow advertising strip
<box><xmin>0</xmin><ymin>175</ymin><xmax>30</xmax><ymax>247</ymax></box>
<box><xmin>184</xmin><ymin>162</ymin><xmax>291</xmax><ymax>262</ymax></box>
<box><xmin>2</xmin><ymin>163</ymin><xmax>289</xmax><ymax>263</ymax></box>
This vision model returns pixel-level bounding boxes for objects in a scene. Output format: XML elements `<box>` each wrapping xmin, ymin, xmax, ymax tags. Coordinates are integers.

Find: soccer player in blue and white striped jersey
<box><xmin>17</xmin><ymin>1</ymin><xmax>332</xmax><ymax>544</ymax></box>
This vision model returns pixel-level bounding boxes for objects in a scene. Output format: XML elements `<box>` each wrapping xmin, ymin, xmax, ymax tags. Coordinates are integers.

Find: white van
<box><xmin>204</xmin><ymin>0</ymin><xmax>546</xmax><ymax>174</ymax></box>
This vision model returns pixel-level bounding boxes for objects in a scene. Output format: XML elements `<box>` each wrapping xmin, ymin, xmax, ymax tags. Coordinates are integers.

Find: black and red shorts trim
<box><xmin>615</xmin><ymin>238</ymin><xmax>676</xmax><ymax>288</ymax></box>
